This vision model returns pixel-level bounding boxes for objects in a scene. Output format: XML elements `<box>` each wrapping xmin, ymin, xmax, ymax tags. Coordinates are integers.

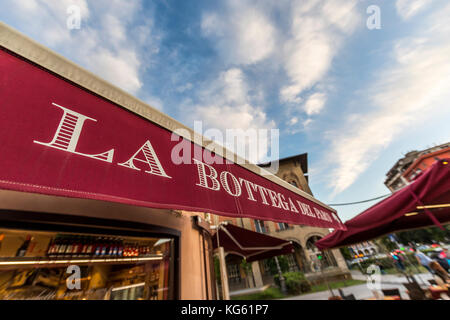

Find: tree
<box><xmin>395</xmin><ymin>225</ymin><xmax>450</xmax><ymax>245</ymax></box>
<box><xmin>340</xmin><ymin>247</ymin><xmax>353</xmax><ymax>260</ymax></box>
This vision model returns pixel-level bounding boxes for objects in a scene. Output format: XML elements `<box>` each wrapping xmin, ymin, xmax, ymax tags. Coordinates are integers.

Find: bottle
<box><xmin>0</xmin><ymin>233</ymin><xmax>4</xmax><ymax>251</ymax></box>
<box><xmin>49</xmin><ymin>235</ymin><xmax>61</xmax><ymax>257</ymax></box>
<box><xmin>58</xmin><ymin>235</ymin><xmax>68</xmax><ymax>256</ymax></box>
<box><xmin>86</xmin><ymin>236</ymin><xmax>94</xmax><ymax>256</ymax></box>
<box><xmin>64</xmin><ymin>235</ymin><xmax>74</xmax><ymax>257</ymax></box>
<box><xmin>46</xmin><ymin>238</ymin><xmax>55</xmax><ymax>257</ymax></box>
<box><xmin>100</xmin><ymin>237</ymin><xmax>108</xmax><ymax>256</ymax></box>
<box><xmin>94</xmin><ymin>237</ymin><xmax>102</xmax><ymax>257</ymax></box>
<box><xmin>72</xmin><ymin>236</ymin><xmax>82</xmax><ymax>257</ymax></box>
<box><xmin>117</xmin><ymin>239</ymin><xmax>124</xmax><ymax>257</ymax></box>
<box><xmin>16</xmin><ymin>235</ymin><xmax>32</xmax><ymax>257</ymax></box>
<box><xmin>111</xmin><ymin>239</ymin><xmax>119</xmax><ymax>257</ymax></box>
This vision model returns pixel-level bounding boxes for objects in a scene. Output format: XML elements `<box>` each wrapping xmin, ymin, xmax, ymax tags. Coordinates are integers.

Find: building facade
<box><xmin>348</xmin><ymin>241</ymin><xmax>379</xmax><ymax>258</ymax></box>
<box><xmin>385</xmin><ymin>142</ymin><xmax>450</xmax><ymax>192</ymax></box>
<box><xmin>210</xmin><ymin>154</ymin><xmax>350</xmax><ymax>293</ymax></box>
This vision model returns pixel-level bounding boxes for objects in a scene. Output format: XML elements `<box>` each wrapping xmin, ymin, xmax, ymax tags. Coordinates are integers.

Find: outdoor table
<box><xmin>428</xmin><ymin>285</ymin><xmax>449</xmax><ymax>300</ymax></box>
<box><xmin>364</xmin><ymin>296</ymin><xmax>401</xmax><ymax>300</ymax></box>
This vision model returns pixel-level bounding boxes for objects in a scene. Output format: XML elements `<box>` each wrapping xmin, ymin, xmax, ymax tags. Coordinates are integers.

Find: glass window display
<box><xmin>0</xmin><ymin>228</ymin><xmax>174</xmax><ymax>300</ymax></box>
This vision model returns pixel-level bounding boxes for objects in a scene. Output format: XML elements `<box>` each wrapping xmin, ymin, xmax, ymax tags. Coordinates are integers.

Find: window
<box><xmin>286</xmin><ymin>254</ymin><xmax>299</xmax><ymax>272</ymax></box>
<box><xmin>227</xmin><ymin>264</ymin><xmax>241</xmax><ymax>284</ymax></box>
<box><xmin>278</xmin><ymin>223</ymin><xmax>289</xmax><ymax>231</ymax></box>
<box><xmin>254</xmin><ymin>220</ymin><xmax>267</xmax><ymax>233</ymax></box>
<box><xmin>0</xmin><ymin>227</ymin><xmax>174</xmax><ymax>300</ymax></box>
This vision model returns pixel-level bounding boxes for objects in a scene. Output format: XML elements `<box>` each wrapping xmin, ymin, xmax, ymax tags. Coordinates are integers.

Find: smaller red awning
<box><xmin>316</xmin><ymin>159</ymin><xmax>450</xmax><ymax>250</ymax></box>
<box><xmin>212</xmin><ymin>223</ymin><xmax>294</xmax><ymax>262</ymax></box>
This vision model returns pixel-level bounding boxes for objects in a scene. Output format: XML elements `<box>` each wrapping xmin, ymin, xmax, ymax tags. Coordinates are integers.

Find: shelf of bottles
<box><xmin>0</xmin><ymin>234</ymin><xmax>165</xmax><ymax>267</ymax></box>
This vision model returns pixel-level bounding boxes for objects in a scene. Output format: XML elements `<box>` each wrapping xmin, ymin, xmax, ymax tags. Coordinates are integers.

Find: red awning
<box><xmin>212</xmin><ymin>223</ymin><xmax>294</xmax><ymax>262</ymax></box>
<box><xmin>316</xmin><ymin>159</ymin><xmax>450</xmax><ymax>250</ymax></box>
<box><xmin>0</xmin><ymin>24</ymin><xmax>345</xmax><ymax>230</ymax></box>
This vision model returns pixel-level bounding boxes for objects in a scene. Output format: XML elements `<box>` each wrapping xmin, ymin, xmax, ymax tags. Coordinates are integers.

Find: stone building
<box><xmin>210</xmin><ymin>154</ymin><xmax>350</xmax><ymax>293</ymax></box>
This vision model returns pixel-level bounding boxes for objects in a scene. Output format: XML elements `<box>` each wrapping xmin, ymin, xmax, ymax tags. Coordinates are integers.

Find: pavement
<box><xmin>283</xmin><ymin>270</ymin><xmax>435</xmax><ymax>300</ymax></box>
<box><xmin>229</xmin><ymin>285</ymin><xmax>270</xmax><ymax>297</ymax></box>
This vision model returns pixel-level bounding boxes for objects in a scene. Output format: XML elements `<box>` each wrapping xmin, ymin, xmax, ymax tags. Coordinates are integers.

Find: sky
<box><xmin>1</xmin><ymin>0</ymin><xmax>449</xmax><ymax>222</ymax></box>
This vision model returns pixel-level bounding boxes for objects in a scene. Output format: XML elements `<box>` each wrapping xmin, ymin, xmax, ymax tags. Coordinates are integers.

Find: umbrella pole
<box><xmin>321</xmin><ymin>250</ymin><xmax>335</xmax><ymax>298</ymax></box>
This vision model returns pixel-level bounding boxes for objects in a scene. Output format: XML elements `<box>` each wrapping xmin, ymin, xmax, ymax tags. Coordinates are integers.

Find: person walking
<box><xmin>413</xmin><ymin>248</ymin><xmax>434</xmax><ymax>273</ymax></box>
<box><xmin>431</xmin><ymin>253</ymin><xmax>450</xmax><ymax>272</ymax></box>
<box><xmin>429</xmin><ymin>261</ymin><xmax>450</xmax><ymax>284</ymax></box>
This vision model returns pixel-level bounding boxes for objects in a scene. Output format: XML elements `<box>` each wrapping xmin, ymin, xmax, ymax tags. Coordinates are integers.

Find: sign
<box><xmin>0</xmin><ymin>48</ymin><xmax>344</xmax><ymax>230</ymax></box>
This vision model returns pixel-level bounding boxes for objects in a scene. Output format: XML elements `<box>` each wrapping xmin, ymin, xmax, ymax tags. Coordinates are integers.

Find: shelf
<box><xmin>0</xmin><ymin>254</ymin><xmax>164</xmax><ymax>268</ymax></box>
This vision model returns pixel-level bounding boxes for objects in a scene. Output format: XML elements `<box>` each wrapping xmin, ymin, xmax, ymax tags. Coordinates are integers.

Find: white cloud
<box><xmin>303</xmin><ymin>92</ymin><xmax>326</xmax><ymax>115</ymax></box>
<box><xmin>189</xmin><ymin>68</ymin><xmax>276</xmax><ymax>163</ymax></box>
<box><xmin>3</xmin><ymin>0</ymin><xmax>157</xmax><ymax>95</ymax></box>
<box><xmin>201</xmin><ymin>0</ymin><xmax>276</xmax><ymax>65</ymax></box>
<box><xmin>396</xmin><ymin>0</ymin><xmax>433</xmax><ymax>20</ymax></box>
<box><xmin>280</xmin><ymin>0</ymin><xmax>360</xmax><ymax>105</ymax></box>
<box><xmin>200</xmin><ymin>0</ymin><xmax>360</xmax><ymax>133</ymax></box>
<box><xmin>326</xmin><ymin>4</ymin><xmax>450</xmax><ymax>194</ymax></box>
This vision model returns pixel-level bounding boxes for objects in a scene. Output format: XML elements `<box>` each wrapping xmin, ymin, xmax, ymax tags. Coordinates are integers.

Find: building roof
<box><xmin>257</xmin><ymin>153</ymin><xmax>308</xmax><ymax>174</ymax></box>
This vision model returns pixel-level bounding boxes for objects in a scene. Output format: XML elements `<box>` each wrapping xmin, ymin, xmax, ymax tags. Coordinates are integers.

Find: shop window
<box><xmin>254</xmin><ymin>220</ymin><xmax>267</xmax><ymax>234</ymax></box>
<box><xmin>0</xmin><ymin>228</ymin><xmax>174</xmax><ymax>300</ymax></box>
<box><xmin>278</xmin><ymin>223</ymin><xmax>289</xmax><ymax>231</ymax></box>
<box><xmin>306</xmin><ymin>235</ymin><xmax>338</xmax><ymax>270</ymax></box>
<box><xmin>227</xmin><ymin>264</ymin><xmax>241</xmax><ymax>284</ymax></box>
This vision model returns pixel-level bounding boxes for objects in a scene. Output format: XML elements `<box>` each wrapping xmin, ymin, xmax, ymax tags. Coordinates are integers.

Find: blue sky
<box><xmin>1</xmin><ymin>0</ymin><xmax>449</xmax><ymax>222</ymax></box>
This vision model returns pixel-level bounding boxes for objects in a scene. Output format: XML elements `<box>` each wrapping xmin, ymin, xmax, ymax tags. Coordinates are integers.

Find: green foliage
<box><xmin>274</xmin><ymin>272</ymin><xmax>312</xmax><ymax>295</ymax></box>
<box><xmin>231</xmin><ymin>287</ymin><xmax>284</xmax><ymax>300</ymax></box>
<box><xmin>395</xmin><ymin>225</ymin><xmax>450</xmax><ymax>245</ymax></box>
<box><xmin>340</xmin><ymin>247</ymin><xmax>353</xmax><ymax>261</ymax></box>
<box><xmin>379</xmin><ymin>236</ymin><xmax>397</xmax><ymax>251</ymax></box>
<box><xmin>266</xmin><ymin>256</ymin><xmax>289</xmax><ymax>275</ymax></box>
<box><xmin>348</xmin><ymin>253</ymin><xmax>420</xmax><ymax>271</ymax></box>
<box><xmin>240</xmin><ymin>259</ymin><xmax>252</xmax><ymax>276</ymax></box>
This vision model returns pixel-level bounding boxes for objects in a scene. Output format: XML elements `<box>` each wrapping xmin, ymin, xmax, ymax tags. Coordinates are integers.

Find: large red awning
<box><xmin>0</xmin><ymin>23</ymin><xmax>344</xmax><ymax>230</ymax></box>
<box><xmin>212</xmin><ymin>223</ymin><xmax>294</xmax><ymax>262</ymax></box>
<box><xmin>316</xmin><ymin>159</ymin><xmax>450</xmax><ymax>250</ymax></box>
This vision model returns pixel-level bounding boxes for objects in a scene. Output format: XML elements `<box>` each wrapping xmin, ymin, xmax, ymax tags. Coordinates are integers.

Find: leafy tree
<box><xmin>266</xmin><ymin>256</ymin><xmax>289</xmax><ymax>275</ymax></box>
<box><xmin>339</xmin><ymin>247</ymin><xmax>353</xmax><ymax>260</ymax></box>
<box><xmin>395</xmin><ymin>225</ymin><xmax>450</xmax><ymax>245</ymax></box>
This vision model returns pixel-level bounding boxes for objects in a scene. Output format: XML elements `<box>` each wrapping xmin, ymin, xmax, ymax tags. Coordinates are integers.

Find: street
<box><xmin>283</xmin><ymin>271</ymin><xmax>434</xmax><ymax>300</ymax></box>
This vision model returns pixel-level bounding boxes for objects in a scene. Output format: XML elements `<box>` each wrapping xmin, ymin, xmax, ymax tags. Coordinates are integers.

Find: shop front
<box><xmin>0</xmin><ymin>22</ymin><xmax>343</xmax><ymax>300</ymax></box>
<box><xmin>0</xmin><ymin>223</ymin><xmax>173</xmax><ymax>300</ymax></box>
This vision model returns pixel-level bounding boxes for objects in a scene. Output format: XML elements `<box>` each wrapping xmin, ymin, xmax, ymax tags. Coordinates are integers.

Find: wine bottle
<box><xmin>57</xmin><ymin>235</ymin><xmax>67</xmax><ymax>256</ymax></box>
<box><xmin>0</xmin><ymin>233</ymin><xmax>4</xmax><ymax>251</ymax></box>
<box><xmin>16</xmin><ymin>235</ymin><xmax>32</xmax><ymax>257</ymax></box>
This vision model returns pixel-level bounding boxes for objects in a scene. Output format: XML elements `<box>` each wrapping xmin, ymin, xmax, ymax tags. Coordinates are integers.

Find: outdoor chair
<box><xmin>338</xmin><ymin>288</ymin><xmax>356</xmax><ymax>300</ymax></box>
<box><xmin>403</xmin><ymin>282</ymin><xmax>428</xmax><ymax>300</ymax></box>
<box><xmin>381</xmin><ymin>288</ymin><xmax>402</xmax><ymax>299</ymax></box>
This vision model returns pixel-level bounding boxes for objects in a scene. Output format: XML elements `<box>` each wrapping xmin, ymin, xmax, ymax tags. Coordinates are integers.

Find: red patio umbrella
<box><xmin>212</xmin><ymin>223</ymin><xmax>294</xmax><ymax>262</ymax></box>
<box><xmin>316</xmin><ymin>159</ymin><xmax>450</xmax><ymax>250</ymax></box>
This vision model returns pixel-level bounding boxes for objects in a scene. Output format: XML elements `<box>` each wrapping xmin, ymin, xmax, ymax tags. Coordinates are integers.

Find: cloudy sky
<box><xmin>1</xmin><ymin>0</ymin><xmax>449</xmax><ymax>221</ymax></box>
